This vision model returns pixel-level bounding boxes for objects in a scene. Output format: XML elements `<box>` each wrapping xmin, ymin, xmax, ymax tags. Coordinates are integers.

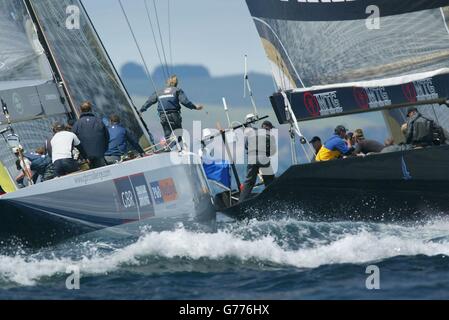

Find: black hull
<box><xmin>222</xmin><ymin>145</ymin><xmax>449</xmax><ymax>221</ymax></box>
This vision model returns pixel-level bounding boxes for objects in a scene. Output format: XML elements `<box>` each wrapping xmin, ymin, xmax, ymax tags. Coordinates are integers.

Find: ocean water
<box><xmin>0</xmin><ymin>212</ymin><xmax>449</xmax><ymax>300</ymax></box>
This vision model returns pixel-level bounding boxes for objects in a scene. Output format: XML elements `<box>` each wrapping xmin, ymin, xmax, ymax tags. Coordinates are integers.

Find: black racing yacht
<box><xmin>218</xmin><ymin>0</ymin><xmax>449</xmax><ymax>221</ymax></box>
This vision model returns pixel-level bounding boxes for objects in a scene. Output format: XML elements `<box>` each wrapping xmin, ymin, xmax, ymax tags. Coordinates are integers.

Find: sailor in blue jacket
<box><xmin>104</xmin><ymin>114</ymin><xmax>145</xmax><ymax>165</ymax></box>
<box><xmin>72</xmin><ymin>101</ymin><xmax>110</xmax><ymax>169</ymax></box>
<box><xmin>140</xmin><ymin>75</ymin><xmax>203</xmax><ymax>142</ymax></box>
<box><xmin>316</xmin><ymin>125</ymin><xmax>354</xmax><ymax>161</ymax></box>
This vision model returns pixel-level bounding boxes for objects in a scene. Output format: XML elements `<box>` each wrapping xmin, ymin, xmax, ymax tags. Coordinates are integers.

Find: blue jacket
<box><xmin>140</xmin><ymin>86</ymin><xmax>197</xmax><ymax>114</ymax></box>
<box><xmin>72</xmin><ymin>112</ymin><xmax>110</xmax><ymax>159</ymax></box>
<box><xmin>105</xmin><ymin>124</ymin><xmax>145</xmax><ymax>157</ymax></box>
<box><xmin>24</xmin><ymin>152</ymin><xmax>51</xmax><ymax>175</ymax></box>
<box><xmin>316</xmin><ymin>134</ymin><xmax>352</xmax><ymax>162</ymax></box>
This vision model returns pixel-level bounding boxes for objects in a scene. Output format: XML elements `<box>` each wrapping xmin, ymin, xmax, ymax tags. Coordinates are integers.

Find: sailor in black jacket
<box><xmin>72</xmin><ymin>101</ymin><xmax>110</xmax><ymax>169</ymax></box>
<box><xmin>405</xmin><ymin>107</ymin><xmax>446</xmax><ymax>147</ymax></box>
<box><xmin>140</xmin><ymin>75</ymin><xmax>203</xmax><ymax>142</ymax></box>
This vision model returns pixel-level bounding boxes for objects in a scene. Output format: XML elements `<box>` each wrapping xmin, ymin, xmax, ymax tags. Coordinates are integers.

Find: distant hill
<box><xmin>120</xmin><ymin>62</ymin><xmax>276</xmax><ymax>108</ymax></box>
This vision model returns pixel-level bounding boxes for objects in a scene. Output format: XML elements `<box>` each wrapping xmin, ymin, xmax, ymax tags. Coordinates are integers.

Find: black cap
<box><xmin>309</xmin><ymin>136</ymin><xmax>321</xmax><ymax>144</ymax></box>
<box><xmin>407</xmin><ymin>107</ymin><xmax>418</xmax><ymax>116</ymax></box>
<box><xmin>261</xmin><ymin>121</ymin><xmax>274</xmax><ymax>129</ymax></box>
<box><xmin>335</xmin><ymin>125</ymin><xmax>348</xmax><ymax>134</ymax></box>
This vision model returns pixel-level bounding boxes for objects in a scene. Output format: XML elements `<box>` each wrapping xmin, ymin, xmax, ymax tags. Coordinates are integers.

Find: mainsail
<box><xmin>0</xmin><ymin>0</ymin><xmax>151</xmax><ymax>188</ymax></box>
<box><xmin>0</xmin><ymin>0</ymin><xmax>70</xmax><ymax>185</ymax></box>
<box><xmin>245</xmin><ymin>0</ymin><xmax>449</xmax><ymax>138</ymax></box>
<box><xmin>27</xmin><ymin>0</ymin><xmax>150</xmax><ymax>145</ymax></box>
<box><xmin>0</xmin><ymin>0</ymin><xmax>52</xmax><ymax>84</ymax></box>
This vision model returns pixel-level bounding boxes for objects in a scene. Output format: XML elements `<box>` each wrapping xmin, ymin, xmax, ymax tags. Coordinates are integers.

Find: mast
<box><xmin>23</xmin><ymin>0</ymin><xmax>78</xmax><ymax>119</ymax></box>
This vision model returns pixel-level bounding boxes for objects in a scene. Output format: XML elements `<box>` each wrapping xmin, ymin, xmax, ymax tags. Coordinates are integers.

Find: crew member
<box><xmin>72</xmin><ymin>101</ymin><xmax>109</xmax><ymax>168</ymax></box>
<box><xmin>24</xmin><ymin>147</ymin><xmax>55</xmax><ymax>182</ymax></box>
<box><xmin>316</xmin><ymin>125</ymin><xmax>354</xmax><ymax>161</ymax></box>
<box><xmin>104</xmin><ymin>114</ymin><xmax>145</xmax><ymax>164</ymax></box>
<box><xmin>309</xmin><ymin>136</ymin><xmax>322</xmax><ymax>155</ymax></box>
<box><xmin>12</xmin><ymin>147</ymin><xmax>34</xmax><ymax>188</ymax></box>
<box><xmin>51</xmin><ymin>122</ymin><xmax>86</xmax><ymax>177</ymax></box>
<box><xmin>404</xmin><ymin>107</ymin><xmax>445</xmax><ymax>147</ymax></box>
<box><xmin>239</xmin><ymin>117</ymin><xmax>277</xmax><ymax>203</ymax></box>
<box><xmin>352</xmin><ymin>129</ymin><xmax>384</xmax><ymax>155</ymax></box>
<box><xmin>140</xmin><ymin>75</ymin><xmax>203</xmax><ymax>144</ymax></box>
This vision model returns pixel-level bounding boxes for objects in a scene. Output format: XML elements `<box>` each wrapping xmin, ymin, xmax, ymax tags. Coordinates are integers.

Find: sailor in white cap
<box><xmin>239</xmin><ymin>115</ymin><xmax>276</xmax><ymax>202</ymax></box>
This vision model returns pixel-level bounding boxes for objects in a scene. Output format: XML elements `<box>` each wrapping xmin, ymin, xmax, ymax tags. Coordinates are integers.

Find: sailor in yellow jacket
<box><xmin>316</xmin><ymin>125</ymin><xmax>354</xmax><ymax>161</ymax></box>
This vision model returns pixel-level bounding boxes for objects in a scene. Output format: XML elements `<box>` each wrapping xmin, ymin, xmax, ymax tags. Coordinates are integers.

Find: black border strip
<box><xmin>245</xmin><ymin>0</ymin><xmax>449</xmax><ymax>21</ymax></box>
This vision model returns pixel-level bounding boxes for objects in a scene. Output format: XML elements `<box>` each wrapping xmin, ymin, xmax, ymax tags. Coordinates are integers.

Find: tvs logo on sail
<box><xmin>402</xmin><ymin>78</ymin><xmax>438</xmax><ymax>103</ymax></box>
<box><xmin>353</xmin><ymin>87</ymin><xmax>391</xmax><ymax>110</ymax></box>
<box><xmin>304</xmin><ymin>91</ymin><xmax>342</xmax><ymax>117</ymax></box>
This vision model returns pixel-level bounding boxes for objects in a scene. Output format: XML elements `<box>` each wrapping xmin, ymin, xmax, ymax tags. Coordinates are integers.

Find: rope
<box><xmin>143</xmin><ymin>0</ymin><xmax>169</xmax><ymax>81</ymax></box>
<box><xmin>118</xmin><ymin>0</ymin><xmax>180</xmax><ymax>150</ymax></box>
<box><xmin>280</xmin><ymin>91</ymin><xmax>316</xmax><ymax>162</ymax></box>
<box><xmin>151</xmin><ymin>0</ymin><xmax>171</xmax><ymax>77</ymax></box>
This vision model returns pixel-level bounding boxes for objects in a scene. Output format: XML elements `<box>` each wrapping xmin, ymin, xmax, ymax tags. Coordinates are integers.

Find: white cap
<box><xmin>245</xmin><ymin>113</ymin><xmax>256</xmax><ymax>123</ymax></box>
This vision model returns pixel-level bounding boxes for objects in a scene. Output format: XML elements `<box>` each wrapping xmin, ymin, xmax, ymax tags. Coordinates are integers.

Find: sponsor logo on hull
<box><xmin>114</xmin><ymin>173</ymin><xmax>154</xmax><ymax>220</ymax></box>
<box><xmin>150</xmin><ymin>178</ymin><xmax>178</xmax><ymax>205</ymax></box>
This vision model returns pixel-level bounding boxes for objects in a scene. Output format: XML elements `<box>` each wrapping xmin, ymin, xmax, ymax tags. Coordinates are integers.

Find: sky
<box><xmin>82</xmin><ymin>0</ymin><xmax>389</xmax><ymax>149</ymax></box>
<box><xmin>82</xmin><ymin>0</ymin><xmax>272</xmax><ymax>77</ymax></box>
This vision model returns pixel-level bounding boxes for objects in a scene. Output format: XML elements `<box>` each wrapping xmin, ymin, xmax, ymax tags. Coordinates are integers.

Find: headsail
<box><xmin>246</xmin><ymin>0</ymin><xmax>449</xmax><ymax>136</ymax></box>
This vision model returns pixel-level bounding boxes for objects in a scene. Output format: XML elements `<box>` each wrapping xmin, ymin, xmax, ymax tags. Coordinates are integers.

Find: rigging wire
<box><xmin>168</xmin><ymin>0</ymin><xmax>173</xmax><ymax>70</ymax></box>
<box><xmin>144</xmin><ymin>0</ymin><xmax>169</xmax><ymax>81</ymax></box>
<box><xmin>117</xmin><ymin>0</ymin><xmax>180</xmax><ymax>150</ymax></box>
<box><xmin>151</xmin><ymin>0</ymin><xmax>171</xmax><ymax>77</ymax></box>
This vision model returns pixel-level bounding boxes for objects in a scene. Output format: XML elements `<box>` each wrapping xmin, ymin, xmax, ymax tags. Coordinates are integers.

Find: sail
<box><xmin>0</xmin><ymin>0</ymin><xmax>71</xmax><ymax>188</ymax></box>
<box><xmin>27</xmin><ymin>0</ymin><xmax>150</xmax><ymax>146</ymax></box>
<box><xmin>246</xmin><ymin>0</ymin><xmax>449</xmax><ymax>134</ymax></box>
<box><xmin>0</xmin><ymin>0</ymin><xmax>53</xmax><ymax>84</ymax></box>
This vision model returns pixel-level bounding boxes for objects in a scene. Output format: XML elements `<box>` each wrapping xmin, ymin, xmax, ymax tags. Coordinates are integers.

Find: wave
<box><xmin>1</xmin><ymin>218</ymin><xmax>449</xmax><ymax>286</ymax></box>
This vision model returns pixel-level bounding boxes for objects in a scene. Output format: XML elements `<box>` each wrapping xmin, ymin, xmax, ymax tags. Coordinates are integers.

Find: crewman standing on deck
<box><xmin>140</xmin><ymin>75</ymin><xmax>204</xmax><ymax>144</ymax></box>
<box><xmin>239</xmin><ymin>118</ymin><xmax>277</xmax><ymax>203</ymax></box>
